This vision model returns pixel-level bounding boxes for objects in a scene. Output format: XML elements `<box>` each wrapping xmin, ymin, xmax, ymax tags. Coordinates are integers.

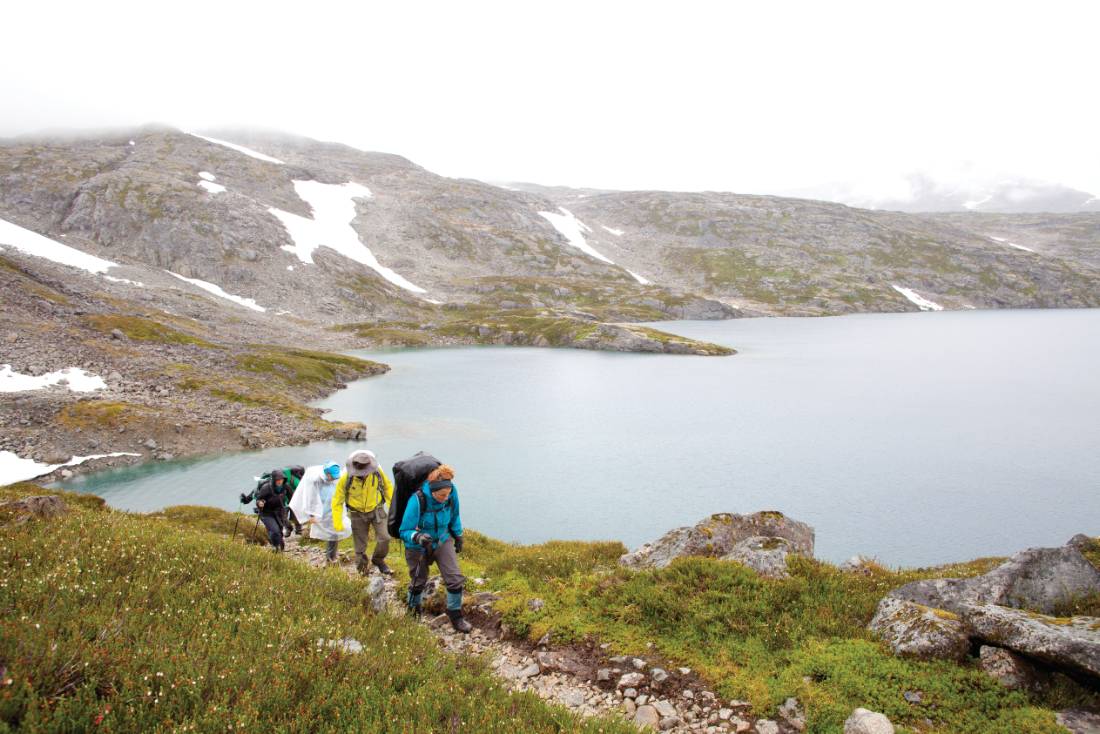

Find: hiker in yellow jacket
<box><xmin>332</xmin><ymin>449</ymin><xmax>395</xmax><ymax>576</ymax></box>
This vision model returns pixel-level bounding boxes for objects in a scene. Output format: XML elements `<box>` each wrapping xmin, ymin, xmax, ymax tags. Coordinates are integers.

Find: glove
<box><xmin>454</xmin><ymin>535</ymin><xmax>464</xmax><ymax>554</ymax></box>
<box><xmin>239</xmin><ymin>493</ymin><xmax>250</xmax><ymax>504</ymax></box>
<box><xmin>415</xmin><ymin>532</ymin><xmax>433</xmax><ymax>550</ymax></box>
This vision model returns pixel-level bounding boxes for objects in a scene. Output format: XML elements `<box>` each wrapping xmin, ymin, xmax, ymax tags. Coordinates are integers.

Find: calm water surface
<box><xmin>57</xmin><ymin>309</ymin><xmax>1100</xmax><ymax>566</ymax></box>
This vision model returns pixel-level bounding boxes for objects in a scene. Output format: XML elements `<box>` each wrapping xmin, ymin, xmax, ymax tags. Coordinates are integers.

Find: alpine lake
<box><xmin>54</xmin><ymin>308</ymin><xmax>1100</xmax><ymax>567</ymax></box>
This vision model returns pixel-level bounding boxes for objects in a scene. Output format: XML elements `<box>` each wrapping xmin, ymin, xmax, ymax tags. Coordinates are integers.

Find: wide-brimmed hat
<box><xmin>346</xmin><ymin>449</ymin><xmax>378</xmax><ymax>478</ymax></box>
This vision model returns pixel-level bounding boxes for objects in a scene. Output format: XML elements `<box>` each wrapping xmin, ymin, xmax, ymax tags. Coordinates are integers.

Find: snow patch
<box><xmin>198</xmin><ymin>171</ymin><xmax>217</xmax><ymax>181</ymax></box>
<box><xmin>128</xmin><ymin>140</ymin><xmax>135</xmax><ymax>146</ymax></box>
<box><xmin>626</xmin><ymin>270</ymin><xmax>651</xmax><ymax>285</ymax></box>
<box><xmin>601</xmin><ymin>225</ymin><xmax>624</xmax><ymax>236</ymax></box>
<box><xmin>891</xmin><ymin>284</ymin><xmax>943</xmax><ymax>311</ymax></box>
<box><xmin>166</xmin><ymin>271</ymin><xmax>266</xmax><ymax>312</ymax></box>
<box><xmin>103</xmin><ymin>275</ymin><xmax>145</xmax><ymax>287</ymax></box>
<box><xmin>424</xmin><ymin>298</ymin><xmax>444</xmax><ymax>305</ymax></box>
<box><xmin>0</xmin><ymin>365</ymin><xmax>106</xmax><ymax>393</ymax></box>
<box><xmin>538</xmin><ymin>207</ymin><xmax>615</xmax><ymax>264</ymax></box>
<box><xmin>269</xmin><ymin>180</ymin><xmax>427</xmax><ymax>294</ymax></box>
<box><xmin>989</xmin><ymin>235</ymin><xmax>1035</xmax><ymax>253</ymax></box>
<box><xmin>198</xmin><ymin>180</ymin><xmax>227</xmax><ymax>195</ymax></box>
<box><xmin>287</xmin><ymin>265</ymin><xmax>294</xmax><ymax>271</ymax></box>
<box><xmin>190</xmin><ymin>133</ymin><xmax>285</xmax><ymax>164</ymax></box>
<box><xmin>0</xmin><ymin>450</ymin><xmax>141</xmax><ymax>484</ymax></box>
<box><xmin>0</xmin><ymin>218</ymin><xmax>117</xmax><ymax>275</ymax></box>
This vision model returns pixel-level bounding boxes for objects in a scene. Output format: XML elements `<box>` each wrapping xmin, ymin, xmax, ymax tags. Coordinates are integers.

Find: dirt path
<box><xmin>283</xmin><ymin>535</ymin><xmax>782</xmax><ymax>733</ymax></box>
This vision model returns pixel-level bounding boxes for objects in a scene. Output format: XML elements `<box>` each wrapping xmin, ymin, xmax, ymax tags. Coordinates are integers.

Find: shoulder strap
<box><xmin>371</xmin><ymin>469</ymin><xmax>385</xmax><ymax>506</ymax></box>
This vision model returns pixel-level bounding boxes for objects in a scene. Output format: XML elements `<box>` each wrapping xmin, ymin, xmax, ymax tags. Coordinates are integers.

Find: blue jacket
<box><xmin>399</xmin><ymin>481</ymin><xmax>463</xmax><ymax>551</ymax></box>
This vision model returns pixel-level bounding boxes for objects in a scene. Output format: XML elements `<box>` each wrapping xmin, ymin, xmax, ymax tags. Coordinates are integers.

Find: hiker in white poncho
<box><xmin>289</xmin><ymin>461</ymin><xmax>352</xmax><ymax>562</ymax></box>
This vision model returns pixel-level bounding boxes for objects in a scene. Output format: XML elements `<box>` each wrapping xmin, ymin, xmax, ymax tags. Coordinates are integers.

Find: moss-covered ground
<box><xmin>0</xmin><ymin>483</ymin><xmax>632</xmax><ymax>734</ymax></box>
<box><xmin>4</xmin><ymin>480</ymin><xmax>1097</xmax><ymax>733</ymax></box>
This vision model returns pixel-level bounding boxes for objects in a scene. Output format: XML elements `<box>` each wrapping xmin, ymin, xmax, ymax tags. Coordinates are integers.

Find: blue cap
<box><xmin>323</xmin><ymin>461</ymin><xmax>341</xmax><ymax>479</ymax></box>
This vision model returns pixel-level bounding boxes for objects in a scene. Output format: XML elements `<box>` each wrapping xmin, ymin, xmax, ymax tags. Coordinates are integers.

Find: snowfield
<box><xmin>166</xmin><ymin>271</ymin><xmax>266</xmax><ymax>312</ymax></box>
<box><xmin>601</xmin><ymin>225</ymin><xmax>624</xmax><ymax>236</ymax></box>
<box><xmin>539</xmin><ymin>207</ymin><xmax>614</xmax><ymax>264</ymax></box>
<box><xmin>989</xmin><ymin>236</ymin><xmax>1035</xmax><ymax>253</ymax></box>
<box><xmin>891</xmin><ymin>285</ymin><xmax>944</xmax><ymax>311</ymax></box>
<box><xmin>269</xmin><ymin>180</ymin><xmax>427</xmax><ymax>294</ymax></box>
<box><xmin>626</xmin><ymin>270</ymin><xmax>651</xmax><ymax>285</ymax></box>
<box><xmin>0</xmin><ymin>217</ymin><xmax>118</xmax><ymax>275</ymax></box>
<box><xmin>189</xmin><ymin>134</ymin><xmax>285</xmax><ymax>164</ymax></box>
<box><xmin>0</xmin><ymin>365</ymin><xmax>107</xmax><ymax>393</ymax></box>
<box><xmin>0</xmin><ymin>450</ymin><xmax>141</xmax><ymax>484</ymax></box>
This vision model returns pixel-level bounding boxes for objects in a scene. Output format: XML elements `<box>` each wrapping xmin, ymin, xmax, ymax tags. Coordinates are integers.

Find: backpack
<box><xmin>387</xmin><ymin>452</ymin><xmax>441</xmax><ymax>539</ymax></box>
<box><xmin>411</xmin><ymin>488</ymin><xmax>456</xmax><ymax>543</ymax></box>
<box><xmin>255</xmin><ymin>465</ymin><xmax>305</xmax><ymax>504</ymax></box>
<box><xmin>341</xmin><ymin>470</ymin><xmax>386</xmax><ymax>510</ymax></box>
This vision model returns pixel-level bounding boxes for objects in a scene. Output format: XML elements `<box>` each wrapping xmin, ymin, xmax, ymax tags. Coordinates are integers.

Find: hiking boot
<box><xmin>446</xmin><ymin>609</ymin><xmax>472</xmax><ymax>634</ymax></box>
<box><xmin>407</xmin><ymin>604</ymin><xmax>423</xmax><ymax>620</ymax></box>
<box><xmin>373</xmin><ymin>560</ymin><xmax>395</xmax><ymax>576</ymax></box>
<box><xmin>283</xmin><ymin>524</ymin><xmax>292</xmax><ymax>539</ymax></box>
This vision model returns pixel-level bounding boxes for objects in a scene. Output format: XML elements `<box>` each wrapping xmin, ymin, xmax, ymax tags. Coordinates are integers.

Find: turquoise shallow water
<box><xmin>57</xmin><ymin>309</ymin><xmax>1100</xmax><ymax>566</ymax></box>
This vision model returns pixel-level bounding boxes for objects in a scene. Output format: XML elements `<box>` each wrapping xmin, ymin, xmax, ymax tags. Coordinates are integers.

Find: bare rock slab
<box><xmin>962</xmin><ymin>603</ymin><xmax>1100</xmax><ymax>678</ymax></box>
<box><xmin>0</xmin><ymin>495</ymin><xmax>68</xmax><ymax>525</ymax></box>
<box><xmin>620</xmin><ymin>511</ymin><xmax>814</xmax><ymax>570</ymax></box>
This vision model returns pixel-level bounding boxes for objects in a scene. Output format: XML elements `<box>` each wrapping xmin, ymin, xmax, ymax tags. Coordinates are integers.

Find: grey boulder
<box><xmin>721</xmin><ymin>535</ymin><xmax>800</xmax><ymax>579</ymax></box>
<box><xmin>620</xmin><ymin>511</ymin><xmax>814</xmax><ymax>570</ymax></box>
<box><xmin>868</xmin><ymin>598</ymin><xmax>970</xmax><ymax>661</ymax></box>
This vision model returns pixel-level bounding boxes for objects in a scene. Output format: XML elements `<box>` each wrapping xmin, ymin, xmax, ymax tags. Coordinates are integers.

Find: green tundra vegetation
<box><xmin>2</xmin><ymin>482</ymin><xmax>1098</xmax><ymax>733</ymax></box>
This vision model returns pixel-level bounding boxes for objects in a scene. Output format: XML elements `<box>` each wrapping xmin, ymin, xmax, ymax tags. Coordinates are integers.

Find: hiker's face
<box><xmin>275</xmin><ymin>478</ymin><xmax>284</xmax><ymax>487</ymax></box>
<box><xmin>353</xmin><ymin>461</ymin><xmax>369</xmax><ymax>472</ymax></box>
<box><xmin>431</xmin><ymin>486</ymin><xmax>451</xmax><ymax>503</ymax></box>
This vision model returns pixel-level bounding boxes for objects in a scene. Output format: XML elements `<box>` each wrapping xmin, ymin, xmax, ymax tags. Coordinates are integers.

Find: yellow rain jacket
<box><xmin>332</xmin><ymin>470</ymin><xmax>393</xmax><ymax>532</ymax></box>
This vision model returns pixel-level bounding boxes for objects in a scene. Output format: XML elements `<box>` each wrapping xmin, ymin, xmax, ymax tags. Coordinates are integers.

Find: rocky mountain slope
<box><xmin>515</xmin><ymin>183</ymin><xmax>1100</xmax><ymax>315</ymax></box>
<box><xmin>1</xmin><ymin>126</ymin><xmax>1098</xmax><ymax>472</ymax></box>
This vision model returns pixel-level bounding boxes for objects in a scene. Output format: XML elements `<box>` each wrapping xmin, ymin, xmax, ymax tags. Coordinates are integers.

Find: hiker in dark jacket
<box><xmin>255</xmin><ymin>469</ymin><xmax>289</xmax><ymax>551</ymax></box>
<box><xmin>398</xmin><ymin>464</ymin><xmax>470</xmax><ymax>632</ymax></box>
<box><xmin>279</xmin><ymin>465</ymin><xmax>305</xmax><ymax>538</ymax></box>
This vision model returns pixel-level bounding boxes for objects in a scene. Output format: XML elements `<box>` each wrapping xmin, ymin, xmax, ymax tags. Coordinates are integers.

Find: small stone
<box><xmin>718</xmin><ymin>708</ymin><xmax>733</xmax><ymax>721</ymax></box>
<box><xmin>632</xmin><ymin>657</ymin><xmax>647</xmax><ymax>670</ymax></box>
<box><xmin>597</xmin><ymin>668</ymin><xmax>612</xmax><ymax>682</ymax></box>
<box><xmin>59</xmin><ymin>469</ymin><xmax>73</xmax><ymax>479</ymax></box>
<box><xmin>778</xmin><ymin>697</ymin><xmax>806</xmax><ymax>732</ymax></box>
<box><xmin>517</xmin><ymin>663</ymin><xmax>540</xmax><ymax>679</ymax></box>
<box><xmin>527</xmin><ymin>597</ymin><xmax>545</xmax><ymax>611</ymax></box>
<box><xmin>683</xmin><ymin>690</ymin><xmax>695</xmax><ymax>699</ymax></box>
<box><xmin>902</xmin><ymin>691</ymin><xmax>922</xmax><ymax>704</ymax></box>
<box><xmin>658</xmin><ymin>716</ymin><xmax>681</xmax><ymax>730</ymax></box>
<box><xmin>143</xmin><ymin>438</ymin><xmax>157</xmax><ymax>450</ymax></box>
<box><xmin>636</xmin><ymin>694</ymin><xmax>648</xmax><ymax>706</ymax></box>
<box><xmin>650</xmin><ymin>667</ymin><xmax>669</xmax><ymax>683</ymax></box>
<box><xmin>560</xmin><ymin>690</ymin><xmax>585</xmax><ymax>708</ymax></box>
<box><xmin>755</xmin><ymin>720</ymin><xmax>780</xmax><ymax>734</ymax></box>
<box><xmin>624</xmin><ymin>688</ymin><xmax>638</xmax><ymax>699</ymax></box>
<box><xmin>618</xmin><ymin>672</ymin><xmax>645</xmax><ymax>689</ymax></box>
<box><xmin>653</xmin><ymin>699</ymin><xmax>677</xmax><ymax>718</ymax></box>
<box><xmin>537</xmin><ymin>632</ymin><xmax>551</xmax><ymax>647</ymax></box>
<box><xmin>110</xmin><ymin>328</ymin><xmax>125</xmax><ymax>340</ymax></box>
<box><xmin>633</xmin><ymin>705</ymin><xmax>660</xmax><ymax>730</ymax></box>
<box><xmin>678</xmin><ymin>667</ymin><xmax>692</xmax><ymax>675</ymax></box>
<box><xmin>843</xmin><ymin>707</ymin><xmax>895</xmax><ymax>734</ymax></box>
<box><xmin>623</xmin><ymin>698</ymin><xmax>637</xmax><ymax>716</ymax></box>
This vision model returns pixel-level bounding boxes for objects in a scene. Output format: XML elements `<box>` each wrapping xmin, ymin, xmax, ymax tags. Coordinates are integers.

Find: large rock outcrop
<box><xmin>619</xmin><ymin>511</ymin><xmax>814</xmax><ymax>571</ymax></box>
<box><xmin>887</xmin><ymin>545</ymin><xmax>1100</xmax><ymax>615</ymax></box>
<box><xmin>870</xmin><ymin>537</ymin><xmax>1100</xmax><ymax>680</ymax></box>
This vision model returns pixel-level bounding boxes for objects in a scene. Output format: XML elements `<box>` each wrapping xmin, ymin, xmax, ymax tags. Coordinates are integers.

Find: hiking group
<box><xmin>239</xmin><ymin>449</ymin><xmax>471</xmax><ymax>633</ymax></box>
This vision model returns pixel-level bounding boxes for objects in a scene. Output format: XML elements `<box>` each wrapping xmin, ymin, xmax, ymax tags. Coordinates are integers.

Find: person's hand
<box><xmin>307</xmin><ymin>517</ymin><xmax>318</xmax><ymax>525</ymax></box>
<box><xmin>415</xmin><ymin>532</ymin><xmax>433</xmax><ymax>550</ymax></box>
<box><xmin>454</xmin><ymin>535</ymin><xmax>464</xmax><ymax>554</ymax></box>
<box><xmin>239</xmin><ymin>493</ymin><xmax>250</xmax><ymax>504</ymax></box>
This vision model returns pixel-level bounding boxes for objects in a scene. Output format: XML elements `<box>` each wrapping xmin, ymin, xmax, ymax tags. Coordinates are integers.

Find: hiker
<box><xmin>399</xmin><ymin>464</ymin><xmax>471</xmax><ymax>633</ymax></box>
<box><xmin>288</xmin><ymin>461</ymin><xmax>351</xmax><ymax>562</ymax></box>
<box><xmin>280</xmin><ymin>465</ymin><xmax>306</xmax><ymax>538</ymax></box>
<box><xmin>254</xmin><ymin>469</ymin><xmax>290</xmax><ymax>551</ymax></box>
<box><xmin>332</xmin><ymin>449</ymin><xmax>395</xmax><ymax>576</ymax></box>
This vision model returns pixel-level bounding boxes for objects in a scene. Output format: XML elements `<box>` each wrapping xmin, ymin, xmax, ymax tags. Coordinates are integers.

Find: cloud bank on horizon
<box><xmin>1</xmin><ymin>0</ymin><xmax>1097</xmax><ymax>205</ymax></box>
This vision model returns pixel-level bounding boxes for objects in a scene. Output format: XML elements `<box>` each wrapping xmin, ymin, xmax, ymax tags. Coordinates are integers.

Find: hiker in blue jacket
<box><xmin>398</xmin><ymin>464</ymin><xmax>470</xmax><ymax>633</ymax></box>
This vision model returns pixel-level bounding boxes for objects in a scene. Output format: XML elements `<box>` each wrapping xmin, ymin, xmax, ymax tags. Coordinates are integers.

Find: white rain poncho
<box><xmin>289</xmin><ymin>465</ymin><xmax>352</xmax><ymax>542</ymax></box>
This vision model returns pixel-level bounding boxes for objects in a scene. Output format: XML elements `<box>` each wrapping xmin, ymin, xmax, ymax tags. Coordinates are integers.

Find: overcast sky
<box><xmin>3</xmin><ymin>0</ymin><xmax>1098</xmax><ymax>197</ymax></box>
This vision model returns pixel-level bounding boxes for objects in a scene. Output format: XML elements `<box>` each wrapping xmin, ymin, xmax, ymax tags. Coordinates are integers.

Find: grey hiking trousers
<box><xmin>350</xmin><ymin>506</ymin><xmax>389</xmax><ymax>574</ymax></box>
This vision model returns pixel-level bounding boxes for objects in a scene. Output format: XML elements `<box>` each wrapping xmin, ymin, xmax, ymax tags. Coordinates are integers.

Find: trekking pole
<box><xmin>231</xmin><ymin>498</ymin><xmax>244</xmax><ymax>541</ymax></box>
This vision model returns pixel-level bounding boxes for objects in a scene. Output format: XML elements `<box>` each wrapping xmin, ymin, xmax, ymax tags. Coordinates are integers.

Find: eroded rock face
<box><xmin>868</xmin><ymin>598</ymin><xmax>971</xmax><ymax>661</ymax></box>
<box><xmin>888</xmin><ymin>546</ymin><xmax>1100</xmax><ymax>615</ymax></box>
<box><xmin>962</xmin><ymin>604</ymin><xmax>1100</xmax><ymax>678</ymax></box>
<box><xmin>619</xmin><ymin>511</ymin><xmax>814</xmax><ymax>570</ymax></box>
<box><xmin>1057</xmin><ymin>709</ymin><xmax>1100</xmax><ymax>734</ymax></box>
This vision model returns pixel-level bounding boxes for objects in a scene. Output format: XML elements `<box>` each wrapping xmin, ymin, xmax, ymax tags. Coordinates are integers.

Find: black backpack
<box><xmin>387</xmin><ymin>452</ymin><xmax>441</xmax><ymax>539</ymax></box>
